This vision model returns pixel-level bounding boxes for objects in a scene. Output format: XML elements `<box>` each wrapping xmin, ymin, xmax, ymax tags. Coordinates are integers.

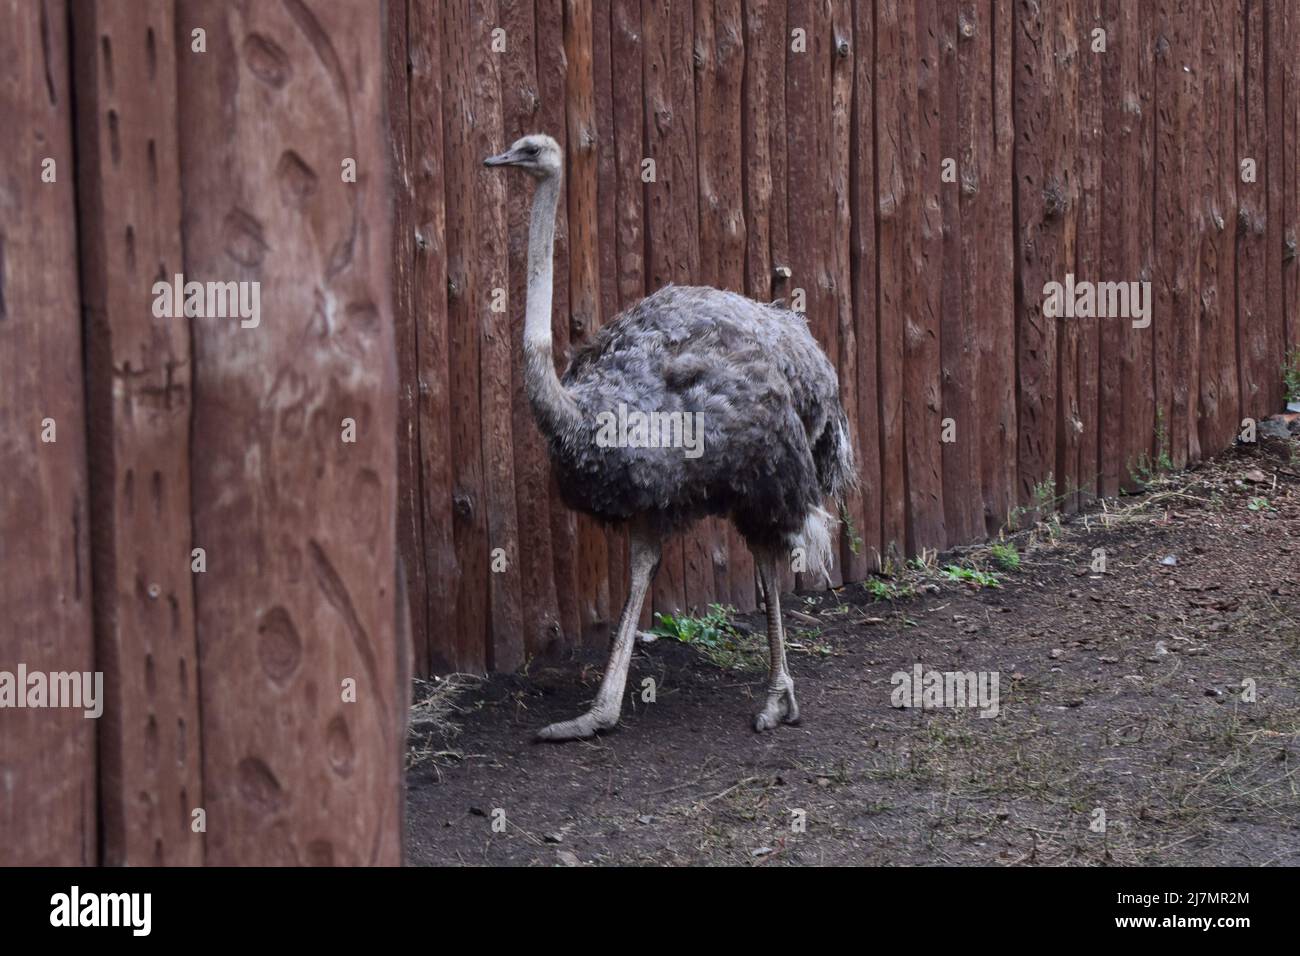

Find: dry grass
<box><xmin>407</xmin><ymin>674</ymin><xmax>482</xmax><ymax>771</ymax></box>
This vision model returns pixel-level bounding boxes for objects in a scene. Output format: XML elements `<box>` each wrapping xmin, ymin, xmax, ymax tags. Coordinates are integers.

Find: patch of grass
<box><xmin>1132</xmin><ymin>408</ymin><xmax>1176</xmax><ymax>487</ymax></box>
<box><xmin>989</xmin><ymin>541</ymin><xmax>1021</xmax><ymax>571</ymax></box>
<box><xmin>650</xmin><ymin>604</ymin><xmax>761</xmax><ymax>671</ymax></box>
<box><xmin>838</xmin><ymin>501</ymin><xmax>863</xmax><ymax>555</ymax></box>
<box><xmin>941</xmin><ymin>564</ymin><xmax>1002</xmax><ymax>589</ymax></box>
<box><xmin>1006</xmin><ymin>475</ymin><xmax>1061</xmax><ymax>531</ymax></box>
<box><xmin>863</xmin><ymin>577</ymin><xmax>915</xmax><ymax>602</ymax></box>
<box><xmin>1247</xmin><ymin>496</ymin><xmax>1274</xmax><ymax>512</ymax></box>
<box><xmin>1283</xmin><ymin>347</ymin><xmax>1300</xmax><ymax>403</ymax></box>
<box><xmin>789</xmin><ymin>627</ymin><xmax>835</xmax><ymax>658</ymax></box>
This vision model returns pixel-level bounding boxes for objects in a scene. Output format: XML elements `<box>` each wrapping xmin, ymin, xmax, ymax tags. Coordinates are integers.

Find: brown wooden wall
<box><xmin>1</xmin><ymin>0</ymin><xmax>404</xmax><ymax>865</ymax></box>
<box><xmin>391</xmin><ymin>0</ymin><xmax>1300</xmax><ymax>676</ymax></box>
<box><xmin>1</xmin><ymin>0</ymin><xmax>1296</xmax><ymax>862</ymax></box>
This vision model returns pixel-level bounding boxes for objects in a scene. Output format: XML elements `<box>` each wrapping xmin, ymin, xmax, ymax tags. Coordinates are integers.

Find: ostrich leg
<box><xmin>753</xmin><ymin>549</ymin><xmax>800</xmax><ymax>731</ymax></box>
<box><xmin>535</xmin><ymin>527</ymin><xmax>661</xmax><ymax>741</ymax></box>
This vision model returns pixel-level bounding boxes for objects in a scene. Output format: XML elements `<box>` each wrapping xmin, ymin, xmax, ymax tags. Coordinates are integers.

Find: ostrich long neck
<box><xmin>524</xmin><ymin>172</ymin><xmax>581</xmax><ymax>439</ymax></box>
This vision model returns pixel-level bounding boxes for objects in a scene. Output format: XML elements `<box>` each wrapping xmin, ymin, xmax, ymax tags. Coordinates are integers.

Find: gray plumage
<box><xmin>484</xmin><ymin>132</ymin><xmax>854</xmax><ymax>741</ymax></box>
<box><xmin>552</xmin><ymin>284</ymin><xmax>854</xmax><ymax>567</ymax></box>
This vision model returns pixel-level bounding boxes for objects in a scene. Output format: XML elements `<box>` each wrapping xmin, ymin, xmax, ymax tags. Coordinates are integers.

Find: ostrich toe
<box><xmin>753</xmin><ymin>679</ymin><xmax>799</xmax><ymax>731</ymax></box>
<box><xmin>535</xmin><ymin>710</ymin><xmax>616</xmax><ymax>742</ymax></box>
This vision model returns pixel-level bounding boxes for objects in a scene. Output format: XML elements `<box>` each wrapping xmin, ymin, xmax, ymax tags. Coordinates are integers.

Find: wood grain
<box><xmin>176</xmin><ymin>0</ymin><xmax>403</xmax><ymax>864</ymax></box>
<box><xmin>72</xmin><ymin>0</ymin><xmax>203</xmax><ymax>865</ymax></box>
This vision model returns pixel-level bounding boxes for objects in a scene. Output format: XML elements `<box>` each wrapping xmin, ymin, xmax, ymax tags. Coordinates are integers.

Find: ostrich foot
<box><xmin>535</xmin><ymin>709</ymin><xmax>617</xmax><ymax>742</ymax></box>
<box><xmin>753</xmin><ymin>676</ymin><xmax>799</xmax><ymax>731</ymax></box>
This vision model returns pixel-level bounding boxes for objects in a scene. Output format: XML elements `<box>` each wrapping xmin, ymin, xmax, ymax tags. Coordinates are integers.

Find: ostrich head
<box><xmin>483</xmin><ymin>133</ymin><xmax>562</xmax><ymax>179</ymax></box>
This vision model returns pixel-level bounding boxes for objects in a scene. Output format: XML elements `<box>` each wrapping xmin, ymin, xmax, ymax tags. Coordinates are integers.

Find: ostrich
<box><xmin>484</xmin><ymin>134</ymin><xmax>855</xmax><ymax>741</ymax></box>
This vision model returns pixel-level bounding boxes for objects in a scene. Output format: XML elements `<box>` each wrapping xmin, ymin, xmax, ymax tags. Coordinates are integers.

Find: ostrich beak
<box><xmin>483</xmin><ymin>149</ymin><xmax>515</xmax><ymax>167</ymax></box>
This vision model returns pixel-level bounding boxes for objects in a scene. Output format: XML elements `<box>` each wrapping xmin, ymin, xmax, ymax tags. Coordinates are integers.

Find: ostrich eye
<box><xmin>526</xmin><ymin>145</ymin><xmax>540</xmax><ymax>155</ymax></box>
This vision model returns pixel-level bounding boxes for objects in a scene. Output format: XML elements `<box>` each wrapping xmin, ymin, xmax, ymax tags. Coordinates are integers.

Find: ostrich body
<box><xmin>485</xmin><ymin>134</ymin><xmax>855</xmax><ymax>741</ymax></box>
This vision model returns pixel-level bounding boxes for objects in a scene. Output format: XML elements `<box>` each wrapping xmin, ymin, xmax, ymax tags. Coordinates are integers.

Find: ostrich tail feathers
<box><xmin>793</xmin><ymin>505</ymin><xmax>836</xmax><ymax>585</ymax></box>
<box><xmin>813</xmin><ymin>407</ymin><xmax>858</xmax><ymax>502</ymax></box>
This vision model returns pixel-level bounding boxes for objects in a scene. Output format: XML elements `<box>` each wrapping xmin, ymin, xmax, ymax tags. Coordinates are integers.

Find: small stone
<box><xmin>1049</xmin><ymin>648</ymin><xmax>1063</xmax><ymax>660</ymax></box>
<box><xmin>751</xmin><ymin>846</ymin><xmax>774</xmax><ymax>858</ymax></box>
<box><xmin>543</xmin><ymin>832</ymin><xmax>563</xmax><ymax>844</ymax></box>
<box><xmin>1099</xmin><ymin>656</ymin><xmax>1119</xmax><ymax>664</ymax></box>
<box><xmin>556</xmin><ymin>850</ymin><xmax>580</xmax><ymax>867</ymax></box>
<box><xmin>636</xmin><ymin>814</ymin><xmax>655</xmax><ymax>825</ymax></box>
<box><xmin>1160</xmin><ymin>555</ymin><xmax>1178</xmax><ymax>567</ymax></box>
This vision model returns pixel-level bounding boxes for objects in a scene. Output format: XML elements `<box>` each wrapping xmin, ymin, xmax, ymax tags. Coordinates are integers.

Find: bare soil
<box><xmin>405</xmin><ymin>432</ymin><xmax>1300</xmax><ymax>866</ymax></box>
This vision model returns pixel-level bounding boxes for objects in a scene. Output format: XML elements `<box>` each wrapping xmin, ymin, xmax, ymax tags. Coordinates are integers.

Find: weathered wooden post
<box><xmin>175</xmin><ymin>0</ymin><xmax>404</xmax><ymax>865</ymax></box>
<box><xmin>0</xmin><ymin>0</ymin><xmax>98</xmax><ymax>865</ymax></box>
<box><xmin>71</xmin><ymin>0</ymin><xmax>204</xmax><ymax>866</ymax></box>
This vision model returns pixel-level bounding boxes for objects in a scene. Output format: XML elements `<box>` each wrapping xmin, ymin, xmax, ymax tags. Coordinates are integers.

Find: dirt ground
<box><xmin>405</xmin><ymin>428</ymin><xmax>1300</xmax><ymax>866</ymax></box>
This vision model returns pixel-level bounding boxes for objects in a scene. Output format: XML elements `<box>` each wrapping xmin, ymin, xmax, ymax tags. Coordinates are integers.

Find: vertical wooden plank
<box><xmin>1101</xmin><ymin>0</ymin><xmax>1156</xmax><ymax>489</ymax></box>
<box><xmin>177</xmin><ymin>0</ymin><xmax>403</xmax><ymax>864</ymax></box>
<box><xmin>693</xmin><ymin>0</ymin><xmax>726</xmax><ymax>606</ymax></box>
<box><xmin>1049</xmin><ymin>1</ymin><xmax>1082</xmax><ymax>512</ymax></box>
<box><xmin>71</xmin><ymin>0</ymin><xmax>203</xmax><ymax>864</ymax></box>
<box><xmin>409</xmin><ymin>0</ymin><xmax>459</xmax><ymax>673</ymax></box>
<box><xmin>500</xmin><ymin>0</ymin><xmax>563</xmax><ymax>659</ymax></box>
<box><xmin>1096</xmin><ymin>0</ymin><xmax>1123</xmax><ymax>497</ymax></box>
<box><xmin>828</xmin><ymin>0</ymin><xmax>868</xmax><ymax>579</ymax></box>
<box><xmin>389</xmin><ymin>0</ymin><xmax>430</xmax><ymax>678</ymax></box>
<box><xmin>666</xmin><ymin>0</ymin><xmax>716</xmax><ymax>612</ymax></box>
<box><xmin>874</xmin><ymin>0</ymin><xmax>908</xmax><ymax>563</ymax></box>
<box><xmin>0</xmin><ymin>0</ymin><xmax>97</xmax><ymax>866</ymax></box>
<box><xmin>723</xmin><ymin>0</ymin><xmax>756</xmax><ymax>606</ymax></box>
<box><xmin>471</xmin><ymin>0</ymin><xmax>525</xmax><ymax>671</ymax></box>
<box><xmin>564</xmin><ymin>0</ymin><xmax>612</xmax><ymax>645</ymax></box>
<box><xmin>439</xmin><ymin>0</ymin><xmax>489</xmax><ymax>672</ymax></box>
<box><xmin>612</xmin><ymin>0</ymin><xmax>651</xmax><ymax>627</ymax></box>
<box><xmin>1285</xmin><ymin>0</ymin><xmax>1300</xmax><ymax>362</ymax></box>
<box><xmin>942</xmin><ymin>2</ymin><xmax>982</xmax><ymax>538</ymax></box>
<box><xmin>1236</xmin><ymin>0</ymin><xmax>1268</xmax><ymax>418</ymax></box>
<box><xmin>743</xmin><ymin>0</ymin><xmax>799</xmax><ymax>593</ymax></box>
<box><xmin>691</xmin><ymin>0</ymin><xmax>754</xmax><ymax>608</ymax></box>
<box><xmin>641</xmin><ymin>0</ymin><xmax>689</xmax><ymax>616</ymax></box>
<box><xmin>1154</xmin><ymin>0</ymin><xmax>1204</xmax><ymax>470</ymax></box>
<box><xmin>1196</xmin><ymin>0</ymin><xmax>1241</xmax><ymax>457</ymax></box>
<box><xmin>714</xmin><ymin>0</ymin><xmax>753</xmax><ymax>605</ymax></box>
<box><xmin>768</xmin><ymin>0</ymin><xmax>798</xmax><ymax>594</ymax></box>
<box><xmin>1125</xmin><ymin>2</ymin><xmax>1157</xmax><ymax>484</ymax></box>
<box><xmin>786</xmin><ymin>0</ymin><xmax>843</xmax><ymax>582</ymax></box>
<box><xmin>1263</xmin><ymin>0</ymin><xmax>1287</xmax><ymax>412</ymax></box>
<box><xmin>979</xmin><ymin>0</ymin><xmax>1018</xmax><ymax>531</ymax></box>
<box><xmin>593</xmin><ymin>0</ymin><xmax>629</xmax><ymax>626</ymax></box>
<box><xmin>901</xmin><ymin>0</ymin><xmax>945</xmax><ymax>552</ymax></box>
<box><xmin>536</xmin><ymin>0</ymin><xmax>583</xmax><ymax>646</ymax></box>
<box><xmin>848</xmin><ymin>0</ymin><xmax>882</xmax><ymax>568</ymax></box>
<box><xmin>1181</xmin><ymin>0</ymin><xmax>1205</xmax><ymax>465</ymax></box>
<box><xmin>1014</xmin><ymin>0</ymin><xmax>1075</xmax><ymax>514</ymax></box>
<box><xmin>785</xmin><ymin>0</ymin><xmax>814</xmax><ymax>580</ymax></box>
<box><xmin>1074</xmin><ymin>0</ymin><xmax>1103</xmax><ymax>501</ymax></box>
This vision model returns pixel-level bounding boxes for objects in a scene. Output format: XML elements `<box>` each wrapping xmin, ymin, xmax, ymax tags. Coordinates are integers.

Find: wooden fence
<box><xmin>391</xmin><ymin>0</ymin><xmax>1300</xmax><ymax>676</ymax></box>
<box><xmin>1</xmin><ymin>0</ymin><xmax>1297</xmax><ymax>865</ymax></box>
<box><xmin>2</xmin><ymin>1</ymin><xmax>404</xmax><ymax>865</ymax></box>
